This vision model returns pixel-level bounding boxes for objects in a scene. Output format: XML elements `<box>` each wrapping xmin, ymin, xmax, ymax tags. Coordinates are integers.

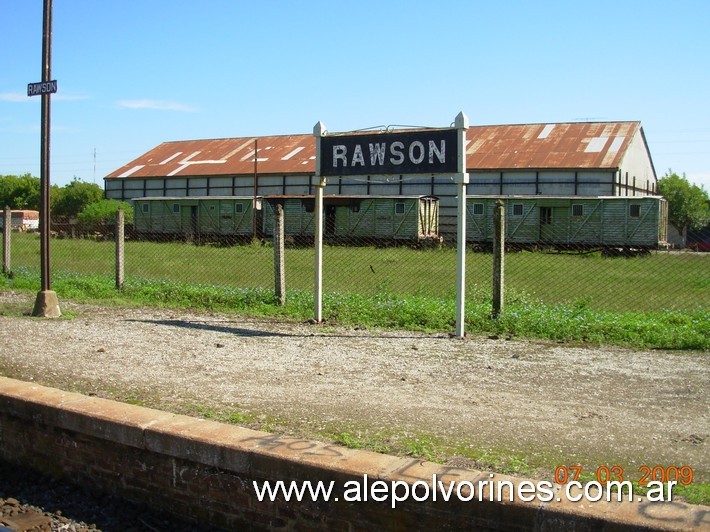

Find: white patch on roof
<box><xmin>281</xmin><ymin>146</ymin><xmax>305</xmax><ymax>160</ymax></box>
<box><xmin>167</xmin><ymin>164</ymin><xmax>189</xmax><ymax>177</ymax></box>
<box><xmin>159</xmin><ymin>152</ymin><xmax>182</xmax><ymax>165</ymax></box>
<box><xmin>181</xmin><ymin>151</ymin><xmax>201</xmax><ymax>163</ymax></box>
<box><xmin>467</xmin><ymin>139</ymin><xmax>485</xmax><ymax>154</ymax></box>
<box><xmin>585</xmin><ymin>136</ymin><xmax>609</xmax><ymax>153</ymax></box>
<box><xmin>538</xmin><ymin>124</ymin><xmax>555</xmax><ymax>139</ymax></box>
<box><xmin>118</xmin><ymin>165</ymin><xmax>145</xmax><ymax>178</ymax></box>
<box><xmin>240</xmin><ymin>149</ymin><xmax>258</xmax><ymax>162</ymax></box>
<box><xmin>222</xmin><ymin>147</ymin><xmax>245</xmax><ymax>160</ymax></box>
<box><xmin>608</xmin><ymin>136</ymin><xmax>625</xmax><ymax>153</ymax></box>
<box><xmin>166</xmin><ymin>158</ymin><xmax>226</xmax><ymax>176</ymax></box>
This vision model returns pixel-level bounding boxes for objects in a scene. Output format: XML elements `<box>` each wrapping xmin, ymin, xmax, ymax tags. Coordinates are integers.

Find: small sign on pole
<box><xmin>27</xmin><ymin>80</ymin><xmax>58</xmax><ymax>96</ymax></box>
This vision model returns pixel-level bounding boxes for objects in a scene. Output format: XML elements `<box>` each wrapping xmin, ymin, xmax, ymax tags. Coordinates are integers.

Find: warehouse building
<box><xmin>104</xmin><ymin>121</ymin><xmax>657</xmax><ymax>240</ymax></box>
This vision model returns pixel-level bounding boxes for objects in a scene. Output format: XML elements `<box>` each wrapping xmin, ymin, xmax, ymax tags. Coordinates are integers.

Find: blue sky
<box><xmin>1</xmin><ymin>0</ymin><xmax>709</xmax><ymax>190</ymax></box>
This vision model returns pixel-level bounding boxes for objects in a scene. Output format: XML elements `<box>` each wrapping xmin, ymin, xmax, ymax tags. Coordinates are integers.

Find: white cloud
<box><xmin>55</xmin><ymin>94</ymin><xmax>90</xmax><ymax>101</ymax></box>
<box><xmin>0</xmin><ymin>92</ymin><xmax>88</xmax><ymax>102</ymax></box>
<box><xmin>687</xmin><ymin>171</ymin><xmax>710</xmax><ymax>191</ymax></box>
<box><xmin>0</xmin><ymin>92</ymin><xmax>29</xmax><ymax>102</ymax></box>
<box><xmin>117</xmin><ymin>99</ymin><xmax>197</xmax><ymax>112</ymax></box>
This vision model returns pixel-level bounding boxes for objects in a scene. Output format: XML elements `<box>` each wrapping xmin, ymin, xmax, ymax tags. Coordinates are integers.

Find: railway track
<box><xmin>0</xmin><ymin>461</ymin><xmax>211</xmax><ymax>532</ymax></box>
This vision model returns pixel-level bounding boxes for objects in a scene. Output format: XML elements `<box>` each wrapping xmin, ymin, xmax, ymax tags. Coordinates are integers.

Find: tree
<box><xmin>0</xmin><ymin>173</ymin><xmax>41</xmax><ymax>210</ymax></box>
<box><xmin>77</xmin><ymin>199</ymin><xmax>133</xmax><ymax>228</ymax></box>
<box><xmin>51</xmin><ymin>178</ymin><xmax>104</xmax><ymax>218</ymax></box>
<box><xmin>658</xmin><ymin>171</ymin><xmax>710</xmax><ymax>235</ymax></box>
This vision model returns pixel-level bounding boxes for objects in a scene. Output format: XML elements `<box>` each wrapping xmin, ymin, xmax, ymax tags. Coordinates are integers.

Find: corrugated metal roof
<box><xmin>108</xmin><ymin>134</ymin><xmax>317</xmax><ymax>179</ymax></box>
<box><xmin>106</xmin><ymin>121</ymin><xmax>641</xmax><ymax>179</ymax></box>
<box><xmin>466</xmin><ymin>121</ymin><xmax>640</xmax><ymax>170</ymax></box>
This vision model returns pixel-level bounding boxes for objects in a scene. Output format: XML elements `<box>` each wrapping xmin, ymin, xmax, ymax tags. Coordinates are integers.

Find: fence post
<box><xmin>2</xmin><ymin>207</ymin><xmax>10</xmax><ymax>276</ymax></box>
<box><xmin>115</xmin><ymin>207</ymin><xmax>125</xmax><ymax>289</ymax></box>
<box><xmin>492</xmin><ymin>199</ymin><xmax>505</xmax><ymax>318</ymax></box>
<box><xmin>273</xmin><ymin>202</ymin><xmax>286</xmax><ymax>305</ymax></box>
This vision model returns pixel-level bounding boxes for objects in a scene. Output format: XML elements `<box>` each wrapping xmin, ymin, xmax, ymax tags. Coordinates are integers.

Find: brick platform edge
<box><xmin>0</xmin><ymin>377</ymin><xmax>707</xmax><ymax>531</ymax></box>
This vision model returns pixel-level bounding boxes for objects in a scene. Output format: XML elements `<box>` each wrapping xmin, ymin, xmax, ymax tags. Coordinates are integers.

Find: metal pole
<box><xmin>252</xmin><ymin>138</ymin><xmax>258</xmax><ymax>240</ymax></box>
<box><xmin>40</xmin><ymin>0</ymin><xmax>52</xmax><ymax>292</ymax></box>
<box><xmin>313</xmin><ymin>121</ymin><xmax>326</xmax><ymax>323</ymax></box>
<box><xmin>454</xmin><ymin>112</ymin><xmax>469</xmax><ymax>338</ymax></box>
<box><xmin>115</xmin><ymin>207</ymin><xmax>125</xmax><ymax>289</ymax></box>
<box><xmin>492</xmin><ymin>199</ymin><xmax>505</xmax><ymax>319</ymax></box>
<box><xmin>274</xmin><ymin>203</ymin><xmax>286</xmax><ymax>305</ymax></box>
<box><xmin>32</xmin><ymin>0</ymin><xmax>61</xmax><ymax>317</ymax></box>
<box><xmin>2</xmin><ymin>207</ymin><xmax>10</xmax><ymax>275</ymax></box>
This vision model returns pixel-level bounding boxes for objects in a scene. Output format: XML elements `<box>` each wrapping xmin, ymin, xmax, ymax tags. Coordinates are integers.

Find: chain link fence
<box><xmin>2</xmin><ymin>198</ymin><xmax>708</xmax><ymax>342</ymax></box>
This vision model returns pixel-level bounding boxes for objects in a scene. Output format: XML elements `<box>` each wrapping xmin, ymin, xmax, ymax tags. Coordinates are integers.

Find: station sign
<box><xmin>27</xmin><ymin>80</ymin><xmax>58</xmax><ymax>96</ymax></box>
<box><xmin>320</xmin><ymin>128</ymin><xmax>458</xmax><ymax>176</ymax></box>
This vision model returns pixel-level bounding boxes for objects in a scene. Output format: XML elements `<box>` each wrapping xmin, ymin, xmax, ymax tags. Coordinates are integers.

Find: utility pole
<box><xmin>31</xmin><ymin>0</ymin><xmax>61</xmax><ymax>317</ymax></box>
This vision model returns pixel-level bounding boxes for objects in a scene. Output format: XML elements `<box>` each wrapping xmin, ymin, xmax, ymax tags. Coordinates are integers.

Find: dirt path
<box><xmin>0</xmin><ymin>291</ymin><xmax>707</xmax><ymax>483</ymax></box>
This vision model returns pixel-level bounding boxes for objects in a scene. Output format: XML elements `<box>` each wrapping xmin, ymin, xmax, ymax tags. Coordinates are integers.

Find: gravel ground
<box><xmin>0</xmin><ymin>290</ymin><xmax>708</xmax><ymax>527</ymax></box>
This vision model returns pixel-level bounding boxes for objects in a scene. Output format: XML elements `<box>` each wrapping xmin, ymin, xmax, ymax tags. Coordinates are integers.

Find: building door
<box><xmin>325</xmin><ymin>205</ymin><xmax>336</xmax><ymax>237</ymax></box>
<box><xmin>183</xmin><ymin>205</ymin><xmax>198</xmax><ymax>242</ymax></box>
<box><xmin>540</xmin><ymin>206</ymin><xmax>553</xmax><ymax>242</ymax></box>
<box><xmin>190</xmin><ymin>206</ymin><xmax>198</xmax><ymax>235</ymax></box>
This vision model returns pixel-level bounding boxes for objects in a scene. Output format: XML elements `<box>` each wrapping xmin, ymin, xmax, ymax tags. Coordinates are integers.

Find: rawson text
<box><xmin>320</xmin><ymin>129</ymin><xmax>458</xmax><ymax>176</ymax></box>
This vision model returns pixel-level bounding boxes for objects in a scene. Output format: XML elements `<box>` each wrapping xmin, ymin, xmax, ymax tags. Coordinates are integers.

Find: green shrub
<box><xmin>77</xmin><ymin>200</ymin><xmax>133</xmax><ymax>227</ymax></box>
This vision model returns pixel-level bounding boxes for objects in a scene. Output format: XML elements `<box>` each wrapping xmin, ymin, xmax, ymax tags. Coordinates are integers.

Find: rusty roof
<box><xmin>466</xmin><ymin>121</ymin><xmax>641</xmax><ymax>170</ymax></box>
<box><xmin>107</xmin><ymin>134</ymin><xmax>317</xmax><ymax>179</ymax></box>
<box><xmin>106</xmin><ymin>121</ymin><xmax>642</xmax><ymax>179</ymax></box>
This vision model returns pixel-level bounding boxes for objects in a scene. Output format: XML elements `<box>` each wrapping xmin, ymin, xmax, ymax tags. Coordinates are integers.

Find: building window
<box><xmin>142</xmin><ymin>203</ymin><xmax>150</xmax><ymax>214</ymax></box>
<box><xmin>472</xmin><ymin>203</ymin><xmax>484</xmax><ymax>215</ymax></box>
<box><xmin>572</xmin><ymin>204</ymin><xmax>584</xmax><ymax>217</ymax></box>
<box><xmin>351</xmin><ymin>203</ymin><xmax>360</xmax><ymax>213</ymax></box>
<box><xmin>512</xmin><ymin>204</ymin><xmax>524</xmax><ymax>216</ymax></box>
<box><xmin>395</xmin><ymin>202</ymin><xmax>405</xmax><ymax>215</ymax></box>
<box><xmin>235</xmin><ymin>203</ymin><xmax>244</xmax><ymax>213</ymax></box>
<box><xmin>172</xmin><ymin>203</ymin><xmax>180</xmax><ymax>214</ymax></box>
<box><xmin>629</xmin><ymin>204</ymin><xmax>641</xmax><ymax>218</ymax></box>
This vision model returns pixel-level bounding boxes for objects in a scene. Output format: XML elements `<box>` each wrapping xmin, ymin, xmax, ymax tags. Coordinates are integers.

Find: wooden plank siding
<box><xmin>106</xmin><ymin>170</ymin><xmax>630</xmax><ymax>241</ymax></box>
<box><xmin>262</xmin><ymin>197</ymin><xmax>439</xmax><ymax>241</ymax></box>
<box><xmin>466</xmin><ymin>196</ymin><xmax>667</xmax><ymax>248</ymax></box>
<box><xmin>133</xmin><ymin>197</ymin><xmax>255</xmax><ymax>236</ymax></box>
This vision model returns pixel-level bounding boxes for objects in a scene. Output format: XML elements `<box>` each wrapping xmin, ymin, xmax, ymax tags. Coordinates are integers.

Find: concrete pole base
<box><xmin>32</xmin><ymin>290</ymin><xmax>61</xmax><ymax>318</ymax></box>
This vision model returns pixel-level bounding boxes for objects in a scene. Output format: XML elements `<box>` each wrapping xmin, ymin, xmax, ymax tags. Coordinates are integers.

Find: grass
<box><xmin>1</xmin><ymin>232</ymin><xmax>708</xmax><ymax>349</ymax></box>
<box><xmin>2</xmin><ymin>263</ymin><xmax>708</xmax><ymax>349</ymax></box>
<box><xmin>7</xmin><ymin>232</ymin><xmax>710</xmax><ymax>311</ymax></box>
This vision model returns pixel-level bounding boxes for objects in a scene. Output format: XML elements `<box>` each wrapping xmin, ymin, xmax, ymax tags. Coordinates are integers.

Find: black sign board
<box><xmin>27</xmin><ymin>80</ymin><xmax>58</xmax><ymax>96</ymax></box>
<box><xmin>320</xmin><ymin>128</ymin><xmax>458</xmax><ymax>176</ymax></box>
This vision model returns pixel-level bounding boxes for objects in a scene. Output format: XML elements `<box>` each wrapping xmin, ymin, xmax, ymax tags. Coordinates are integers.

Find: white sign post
<box><xmin>313</xmin><ymin>121</ymin><xmax>326</xmax><ymax>322</ymax></box>
<box><xmin>454</xmin><ymin>111</ymin><xmax>469</xmax><ymax>338</ymax></box>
